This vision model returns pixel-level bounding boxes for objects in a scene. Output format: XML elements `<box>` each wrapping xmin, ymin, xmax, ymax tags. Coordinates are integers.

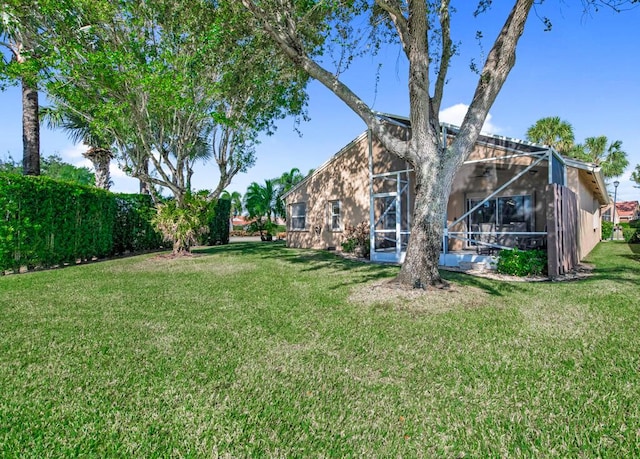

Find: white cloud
<box><xmin>109</xmin><ymin>162</ymin><xmax>128</xmax><ymax>178</ymax></box>
<box><xmin>109</xmin><ymin>162</ymin><xmax>142</xmax><ymax>193</ymax></box>
<box><xmin>58</xmin><ymin>142</ymin><xmax>87</xmax><ymax>161</ymax></box>
<box><xmin>439</xmin><ymin>103</ymin><xmax>501</xmax><ymax>135</ymax></box>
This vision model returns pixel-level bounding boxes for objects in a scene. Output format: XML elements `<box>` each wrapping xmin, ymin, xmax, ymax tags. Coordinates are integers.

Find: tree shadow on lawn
<box><xmin>588</xmin><ymin>264</ymin><xmax>640</xmax><ymax>285</ymax></box>
<box><xmin>580</xmin><ymin>243</ymin><xmax>639</xmax><ymax>286</ymax></box>
<box><xmin>194</xmin><ymin>242</ymin><xmax>395</xmax><ymax>287</ymax></box>
<box><xmin>194</xmin><ymin>242</ymin><xmax>523</xmax><ymax>296</ymax></box>
<box><xmin>440</xmin><ymin>270</ymin><xmax>523</xmax><ymax>297</ymax></box>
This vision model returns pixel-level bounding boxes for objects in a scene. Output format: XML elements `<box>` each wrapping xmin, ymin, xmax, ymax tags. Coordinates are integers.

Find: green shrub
<box><xmin>497</xmin><ymin>248</ymin><xmax>547</xmax><ymax>276</ymax></box>
<box><xmin>0</xmin><ymin>174</ymin><xmax>163</xmax><ymax>272</ymax></box>
<box><xmin>206</xmin><ymin>198</ymin><xmax>230</xmax><ymax>245</ymax></box>
<box><xmin>601</xmin><ymin>221</ymin><xmax>613</xmax><ymax>240</ymax></box>
<box><xmin>112</xmin><ymin>194</ymin><xmax>164</xmax><ymax>254</ymax></box>
<box><xmin>341</xmin><ymin>221</ymin><xmax>370</xmax><ymax>258</ymax></box>
<box><xmin>622</xmin><ymin>226</ymin><xmax>639</xmax><ymax>243</ymax></box>
<box><xmin>246</xmin><ymin>217</ymin><xmax>276</xmax><ymax>240</ymax></box>
<box><xmin>152</xmin><ymin>193</ymin><xmax>212</xmax><ymax>253</ymax></box>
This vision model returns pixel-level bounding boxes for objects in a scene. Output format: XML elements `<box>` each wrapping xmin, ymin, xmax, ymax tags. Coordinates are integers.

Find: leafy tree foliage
<box><xmin>241</xmin><ymin>0</ymin><xmax>636</xmax><ymax>288</ymax></box>
<box><xmin>0</xmin><ymin>154</ymin><xmax>95</xmax><ymax>186</ymax></box>
<box><xmin>0</xmin><ymin>155</ymin><xmax>21</xmax><ymax>174</ymax></box>
<box><xmin>41</xmin><ymin>154</ymin><xmax>95</xmax><ymax>186</ymax></box>
<box><xmin>570</xmin><ymin>136</ymin><xmax>629</xmax><ymax>179</ymax></box>
<box><xmin>631</xmin><ymin>164</ymin><xmax>640</xmax><ymax>187</ymax></box>
<box><xmin>43</xmin><ymin>0</ymin><xmax>308</xmax><ymax>210</ymax></box>
<box><xmin>525</xmin><ymin>116</ymin><xmax>575</xmax><ymax>154</ymax></box>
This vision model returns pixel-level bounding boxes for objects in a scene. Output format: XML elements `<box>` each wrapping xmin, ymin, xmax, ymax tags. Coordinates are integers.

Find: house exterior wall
<box><xmin>571</xmin><ymin>169</ymin><xmax>603</xmax><ymax>260</ymax></box>
<box><xmin>285</xmin><ymin>133</ymin><xmax>371</xmax><ymax>250</ymax></box>
<box><xmin>285</xmin><ymin>124</ymin><xmax>607</xmax><ymax>267</ymax></box>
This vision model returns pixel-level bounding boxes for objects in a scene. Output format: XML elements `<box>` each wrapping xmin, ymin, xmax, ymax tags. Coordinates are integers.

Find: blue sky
<box><xmin>1</xmin><ymin>2</ymin><xmax>639</xmax><ymax>202</ymax></box>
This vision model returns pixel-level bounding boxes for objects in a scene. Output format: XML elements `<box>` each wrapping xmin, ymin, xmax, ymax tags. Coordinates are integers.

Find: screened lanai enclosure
<box><xmin>367</xmin><ymin>119</ymin><xmax>608</xmax><ymax>276</ymax></box>
<box><xmin>284</xmin><ymin>115</ymin><xmax>608</xmax><ymax>278</ymax></box>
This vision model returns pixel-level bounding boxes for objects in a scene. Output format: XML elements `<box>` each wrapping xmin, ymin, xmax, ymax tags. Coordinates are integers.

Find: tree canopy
<box><xmin>0</xmin><ymin>154</ymin><xmax>95</xmax><ymax>185</ymax></box>
<box><xmin>526</xmin><ymin>117</ymin><xmax>575</xmax><ymax>154</ymax></box>
<box><xmin>631</xmin><ymin>164</ymin><xmax>640</xmax><ymax>187</ymax></box>
<box><xmin>37</xmin><ymin>0</ymin><xmax>309</xmax><ymax>209</ymax></box>
<box><xmin>526</xmin><ymin>116</ymin><xmax>629</xmax><ymax>179</ymax></box>
<box><xmin>241</xmin><ymin>0</ymin><xmax>637</xmax><ymax>287</ymax></box>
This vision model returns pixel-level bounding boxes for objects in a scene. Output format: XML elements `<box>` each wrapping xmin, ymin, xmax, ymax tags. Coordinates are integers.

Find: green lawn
<box><xmin>1</xmin><ymin>241</ymin><xmax>639</xmax><ymax>457</ymax></box>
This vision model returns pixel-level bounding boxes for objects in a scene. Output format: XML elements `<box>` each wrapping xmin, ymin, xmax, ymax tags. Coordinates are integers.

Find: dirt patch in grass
<box><xmin>348</xmin><ymin>278</ymin><xmax>490</xmax><ymax>314</ymax></box>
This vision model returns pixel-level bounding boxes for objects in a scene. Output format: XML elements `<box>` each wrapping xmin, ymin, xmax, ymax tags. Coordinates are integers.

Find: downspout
<box><xmin>442</xmin><ymin>124</ymin><xmax>449</xmax><ymax>255</ymax></box>
<box><xmin>368</xmin><ymin>128</ymin><xmax>374</xmax><ymax>260</ymax></box>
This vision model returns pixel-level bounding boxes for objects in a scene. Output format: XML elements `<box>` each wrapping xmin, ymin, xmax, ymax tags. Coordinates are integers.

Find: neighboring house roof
<box><xmin>283</xmin><ymin>113</ymin><xmax>609</xmax><ymax>205</ymax></box>
<box><xmin>232</xmin><ymin>215</ymin><xmax>285</xmax><ymax>226</ymax></box>
<box><xmin>232</xmin><ymin>216</ymin><xmax>253</xmax><ymax>226</ymax></box>
<box><xmin>616</xmin><ymin>201</ymin><xmax>640</xmax><ymax>220</ymax></box>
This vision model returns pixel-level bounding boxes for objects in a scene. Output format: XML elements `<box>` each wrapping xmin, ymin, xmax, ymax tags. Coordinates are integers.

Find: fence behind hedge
<box><xmin>0</xmin><ymin>174</ymin><xmax>163</xmax><ymax>273</ymax></box>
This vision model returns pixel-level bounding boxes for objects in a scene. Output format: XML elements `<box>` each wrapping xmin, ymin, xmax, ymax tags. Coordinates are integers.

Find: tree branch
<box><xmin>241</xmin><ymin>0</ymin><xmax>407</xmax><ymax>157</ymax></box>
<box><xmin>452</xmin><ymin>0</ymin><xmax>534</xmax><ymax>159</ymax></box>
<box><xmin>374</xmin><ymin>0</ymin><xmax>410</xmax><ymax>57</ymax></box>
<box><xmin>432</xmin><ymin>0</ymin><xmax>452</xmax><ymax>115</ymax></box>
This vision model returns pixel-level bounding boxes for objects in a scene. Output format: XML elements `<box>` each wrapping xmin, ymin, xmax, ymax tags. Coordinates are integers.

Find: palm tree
<box><xmin>41</xmin><ymin>105</ymin><xmax>115</xmax><ymax>190</ymax></box>
<box><xmin>244</xmin><ymin>180</ymin><xmax>278</xmax><ymax>240</ymax></box>
<box><xmin>1</xmin><ymin>10</ymin><xmax>41</xmax><ymax>175</ymax></box>
<box><xmin>230</xmin><ymin>191</ymin><xmax>243</xmax><ymax>217</ymax></box>
<box><xmin>570</xmin><ymin>136</ymin><xmax>629</xmax><ymax>179</ymax></box>
<box><xmin>631</xmin><ymin>164</ymin><xmax>640</xmax><ymax>187</ymax></box>
<box><xmin>274</xmin><ymin>167</ymin><xmax>304</xmax><ymax>219</ymax></box>
<box><xmin>525</xmin><ymin>116</ymin><xmax>575</xmax><ymax>154</ymax></box>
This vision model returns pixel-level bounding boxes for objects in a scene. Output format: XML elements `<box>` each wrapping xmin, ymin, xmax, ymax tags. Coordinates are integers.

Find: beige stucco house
<box><xmin>283</xmin><ymin>115</ymin><xmax>609</xmax><ymax>276</ymax></box>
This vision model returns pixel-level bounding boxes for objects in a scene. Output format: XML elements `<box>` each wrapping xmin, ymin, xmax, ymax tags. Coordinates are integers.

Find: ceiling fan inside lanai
<box><xmin>472</xmin><ymin>164</ymin><xmax>508</xmax><ymax>178</ymax></box>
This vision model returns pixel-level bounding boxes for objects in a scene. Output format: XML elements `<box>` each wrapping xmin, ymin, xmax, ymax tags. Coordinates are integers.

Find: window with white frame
<box><xmin>329</xmin><ymin>200</ymin><xmax>341</xmax><ymax>231</ymax></box>
<box><xmin>290</xmin><ymin>202</ymin><xmax>306</xmax><ymax>230</ymax></box>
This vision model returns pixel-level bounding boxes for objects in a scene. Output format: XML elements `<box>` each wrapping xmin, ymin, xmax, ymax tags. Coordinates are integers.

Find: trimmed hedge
<box><xmin>0</xmin><ymin>174</ymin><xmax>163</xmax><ymax>273</ymax></box>
<box><xmin>113</xmin><ymin>194</ymin><xmax>164</xmax><ymax>253</ymax></box>
<box><xmin>601</xmin><ymin>221</ymin><xmax>613</xmax><ymax>240</ymax></box>
<box><xmin>206</xmin><ymin>198</ymin><xmax>231</xmax><ymax>245</ymax></box>
<box><xmin>621</xmin><ymin>221</ymin><xmax>640</xmax><ymax>243</ymax></box>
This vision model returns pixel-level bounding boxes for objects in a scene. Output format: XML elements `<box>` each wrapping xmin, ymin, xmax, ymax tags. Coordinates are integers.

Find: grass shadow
<box><xmin>193</xmin><ymin>242</ymin><xmax>396</xmax><ymax>287</ymax></box>
<box><xmin>440</xmin><ymin>270</ymin><xmax>526</xmax><ymax>297</ymax></box>
<box><xmin>580</xmin><ymin>242</ymin><xmax>640</xmax><ymax>285</ymax></box>
<box><xmin>194</xmin><ymin>242</ymin><xmax>528</xmax><ymax>295</ymax></box>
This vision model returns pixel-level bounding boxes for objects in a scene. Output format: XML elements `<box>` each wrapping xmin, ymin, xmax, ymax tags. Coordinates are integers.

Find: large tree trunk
<box><xmin>241</xmin><ymin>0</ymin><xmax>535</xmax><ymax>289</ymax></box>
<box><xmin>22</xmin><ymin>79</ymin><xmax>40</xmax><ymax>176</ymax></box>
<box><xmin>396</xmin><ymin>156</ymin><xmax>452</xmax><ymax>289</ymax></box>
<box><xmin>83</xmin><ymin>147</ymin><xmax>113</xmax><ymax>190</ymax></box>
<box><xmin>139</xmin><ymin>158</ymin><xmax>150</xmax><ymax>194</ymax></box>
